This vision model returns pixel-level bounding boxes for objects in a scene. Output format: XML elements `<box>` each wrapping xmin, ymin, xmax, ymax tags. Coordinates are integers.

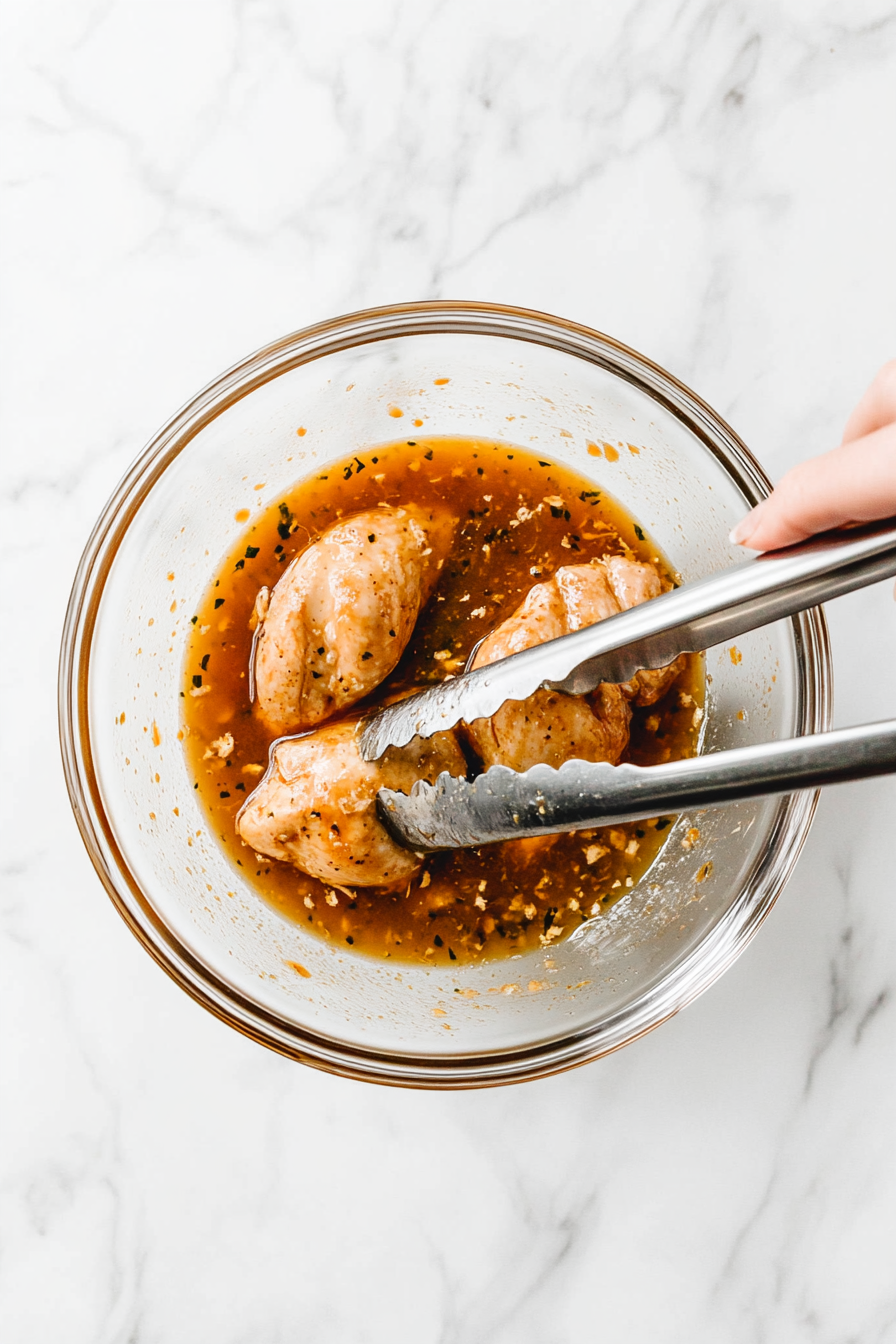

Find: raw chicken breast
<box><xmin>466</xmin><ymin>556</ymin><xmax>682</xmax><ymax>771</ymax></box>
<box><xmin>237</xmin><ymin>718</ymin><xmax>466</xmax><ymax>887</ymax></box>
<box><xmin>253</xmin><ymin>504</ymin><xmax>457</xmax><ymax>736</ymax></box>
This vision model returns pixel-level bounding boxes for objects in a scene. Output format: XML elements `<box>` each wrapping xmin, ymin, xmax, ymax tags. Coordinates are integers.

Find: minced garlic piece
<box><xmin>203</xmin><ymin>732</ymin><xmax>234</xmax><ymax>760</ymax></box>
<box><xmin>585</xmin><ymin>843</ymin><xmax>608</xmax><ymax>865</ymax></box>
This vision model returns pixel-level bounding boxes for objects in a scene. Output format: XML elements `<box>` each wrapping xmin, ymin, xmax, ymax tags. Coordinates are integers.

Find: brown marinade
<box><xmin>182</xmin><ymin>436</ymin><xmax>703</xmax><ymax>965</ymax></box>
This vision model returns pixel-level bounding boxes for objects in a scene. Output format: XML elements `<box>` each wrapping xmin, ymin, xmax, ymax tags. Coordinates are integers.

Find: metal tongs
<box><xmin>359</xmin><ymin>517</ymin><xmax>896</xmax><ymax>851</ymax></box>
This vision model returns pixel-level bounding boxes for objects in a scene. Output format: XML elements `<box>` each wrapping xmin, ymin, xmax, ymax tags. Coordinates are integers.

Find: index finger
<box><xmin>730</xmin><ymin>422</ymin><xmax>896</xmax><ymax>552</ymax></box>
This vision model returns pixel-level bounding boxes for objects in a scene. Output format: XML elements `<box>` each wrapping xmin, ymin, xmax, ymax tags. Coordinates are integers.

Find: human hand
<box><xmin>730</xmin><ymin>360</ymin><xmax>896</xmax><ymax>553</ymax></box>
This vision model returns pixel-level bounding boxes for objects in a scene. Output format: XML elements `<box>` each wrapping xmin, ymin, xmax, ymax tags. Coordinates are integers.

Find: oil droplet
<box><xmin>151</xmin><ymin>721</ymin><xmax>161</xmax><ymax>747</ymax></box>
<box><xmin>433</xmin><ymin>378</ymin><xmax>450</xmax><ymax>386</ymax></box>
<box><xmin>388</xmin><ymin>406</ymin><xmax>404</xmax><ymax>418</ymax></box>
<box><xmin>119</xmin><ymin>712</ymin><xmax>126</xmax><ymax>725</ymax></box>
<box><xmin>296</xmin><ymin>426</ymin><xmax>307</xmax><ymax>436</ymax></box>
<box><xmin>234</xmin><ymin>509</ymin><xmax>250</xmax><ymax>523</ymax></box>
<box><xmin>729</xmin><ymin>646</ymin><xmax>743</xmax><ymax>665</ymax></box>
<box><xmin>167</xmin><ymin>571</ymin><xmax>175</xmax><ymax>581</ymax></box>
<box><xmin>587</xmin><ymin>442</ymin><xmax>602</xmax><ymax>457</ymax></box>
<box><xmin>627</xmin><ymin>443</ymin><xmax>641</xmax><ymax>455</ymax></box>
<box><xmin>603</xmin><ymin>443</ymin><xmax>619</xmax><ymax>462</ymax></box>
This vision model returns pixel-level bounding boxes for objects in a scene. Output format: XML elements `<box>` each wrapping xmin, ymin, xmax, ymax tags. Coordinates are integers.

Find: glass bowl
<box><xmin>59</xmin><ymin>302</ymin><xmax>830</xmax><ymax>1087</ymax></box>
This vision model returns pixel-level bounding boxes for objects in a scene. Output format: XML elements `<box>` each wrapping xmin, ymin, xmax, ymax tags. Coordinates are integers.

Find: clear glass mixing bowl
<box><xmin>59</xmin><ymin>302</ymin><xmax>830</xmax><ymax>1087</ymax></box>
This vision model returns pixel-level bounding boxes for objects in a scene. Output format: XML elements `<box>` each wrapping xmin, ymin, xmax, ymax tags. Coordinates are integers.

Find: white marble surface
<box><xmin>2</xmin><ymin>1</ymin><xmax>896</xmax><ymax>1340</ymax></box>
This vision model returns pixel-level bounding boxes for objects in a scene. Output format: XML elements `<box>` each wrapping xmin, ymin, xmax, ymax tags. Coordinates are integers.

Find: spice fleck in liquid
<box><xmin>183</xmin><ymin>437</ymin><xmax>703</xmax><ymax>965</ymax></box>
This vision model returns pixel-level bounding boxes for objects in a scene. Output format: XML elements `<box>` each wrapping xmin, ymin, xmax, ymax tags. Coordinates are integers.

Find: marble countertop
<box><xmin>2</xmin><ymin>2</ymin><xmax>895</xmax><ymax>1340</ymax></box>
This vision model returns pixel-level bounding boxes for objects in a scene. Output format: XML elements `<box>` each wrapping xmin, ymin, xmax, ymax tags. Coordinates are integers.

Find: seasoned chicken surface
<box><xmin>600</xmin><ymin>556</ymin><xmax>686</xmax><ymax>706</ymax></box>
<box><xmin>237</xmin><ymin>719</ymin><xmax>466</xmax><ymax>887</ymax></box>
<box><xmin>253</xmin><ymin>505</ymin><xmax>457</xmax><ymax>736</ymax></box>
<box><xmin>466</xmin><ymin>557</ymin><xmax>682</xmax><ymax>772</ymax></box>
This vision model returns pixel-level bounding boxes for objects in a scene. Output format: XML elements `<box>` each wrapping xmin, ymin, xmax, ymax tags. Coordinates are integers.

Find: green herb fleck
<box><xmin>277</xmin><ymin>503</ymin><xmax>293</xmax><ymax>539</ymax></box>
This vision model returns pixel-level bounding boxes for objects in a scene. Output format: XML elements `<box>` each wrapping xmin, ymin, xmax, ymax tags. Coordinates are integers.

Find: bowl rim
<box><xmin>58</xmin><ymin>299</ymin><xmax>831</xmax><ymax>1088</ymax></box>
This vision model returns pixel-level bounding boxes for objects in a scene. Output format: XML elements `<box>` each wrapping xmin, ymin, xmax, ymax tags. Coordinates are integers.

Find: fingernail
<box><xmin>729</xmin><ymin>502</ymin><xmax>765</xmax><ymax>546</ymax></box>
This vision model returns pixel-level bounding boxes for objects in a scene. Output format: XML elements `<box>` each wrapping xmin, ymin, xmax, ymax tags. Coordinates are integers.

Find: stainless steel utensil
<box><xmin>378</xmin><ymin>719</ymin><xmax>896</xmax><ymax>851</ymax></box>
<box><xmin>359</xmin><ymin>517</ymin><xmax>896</xmax><ymax>761</ymax></box>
